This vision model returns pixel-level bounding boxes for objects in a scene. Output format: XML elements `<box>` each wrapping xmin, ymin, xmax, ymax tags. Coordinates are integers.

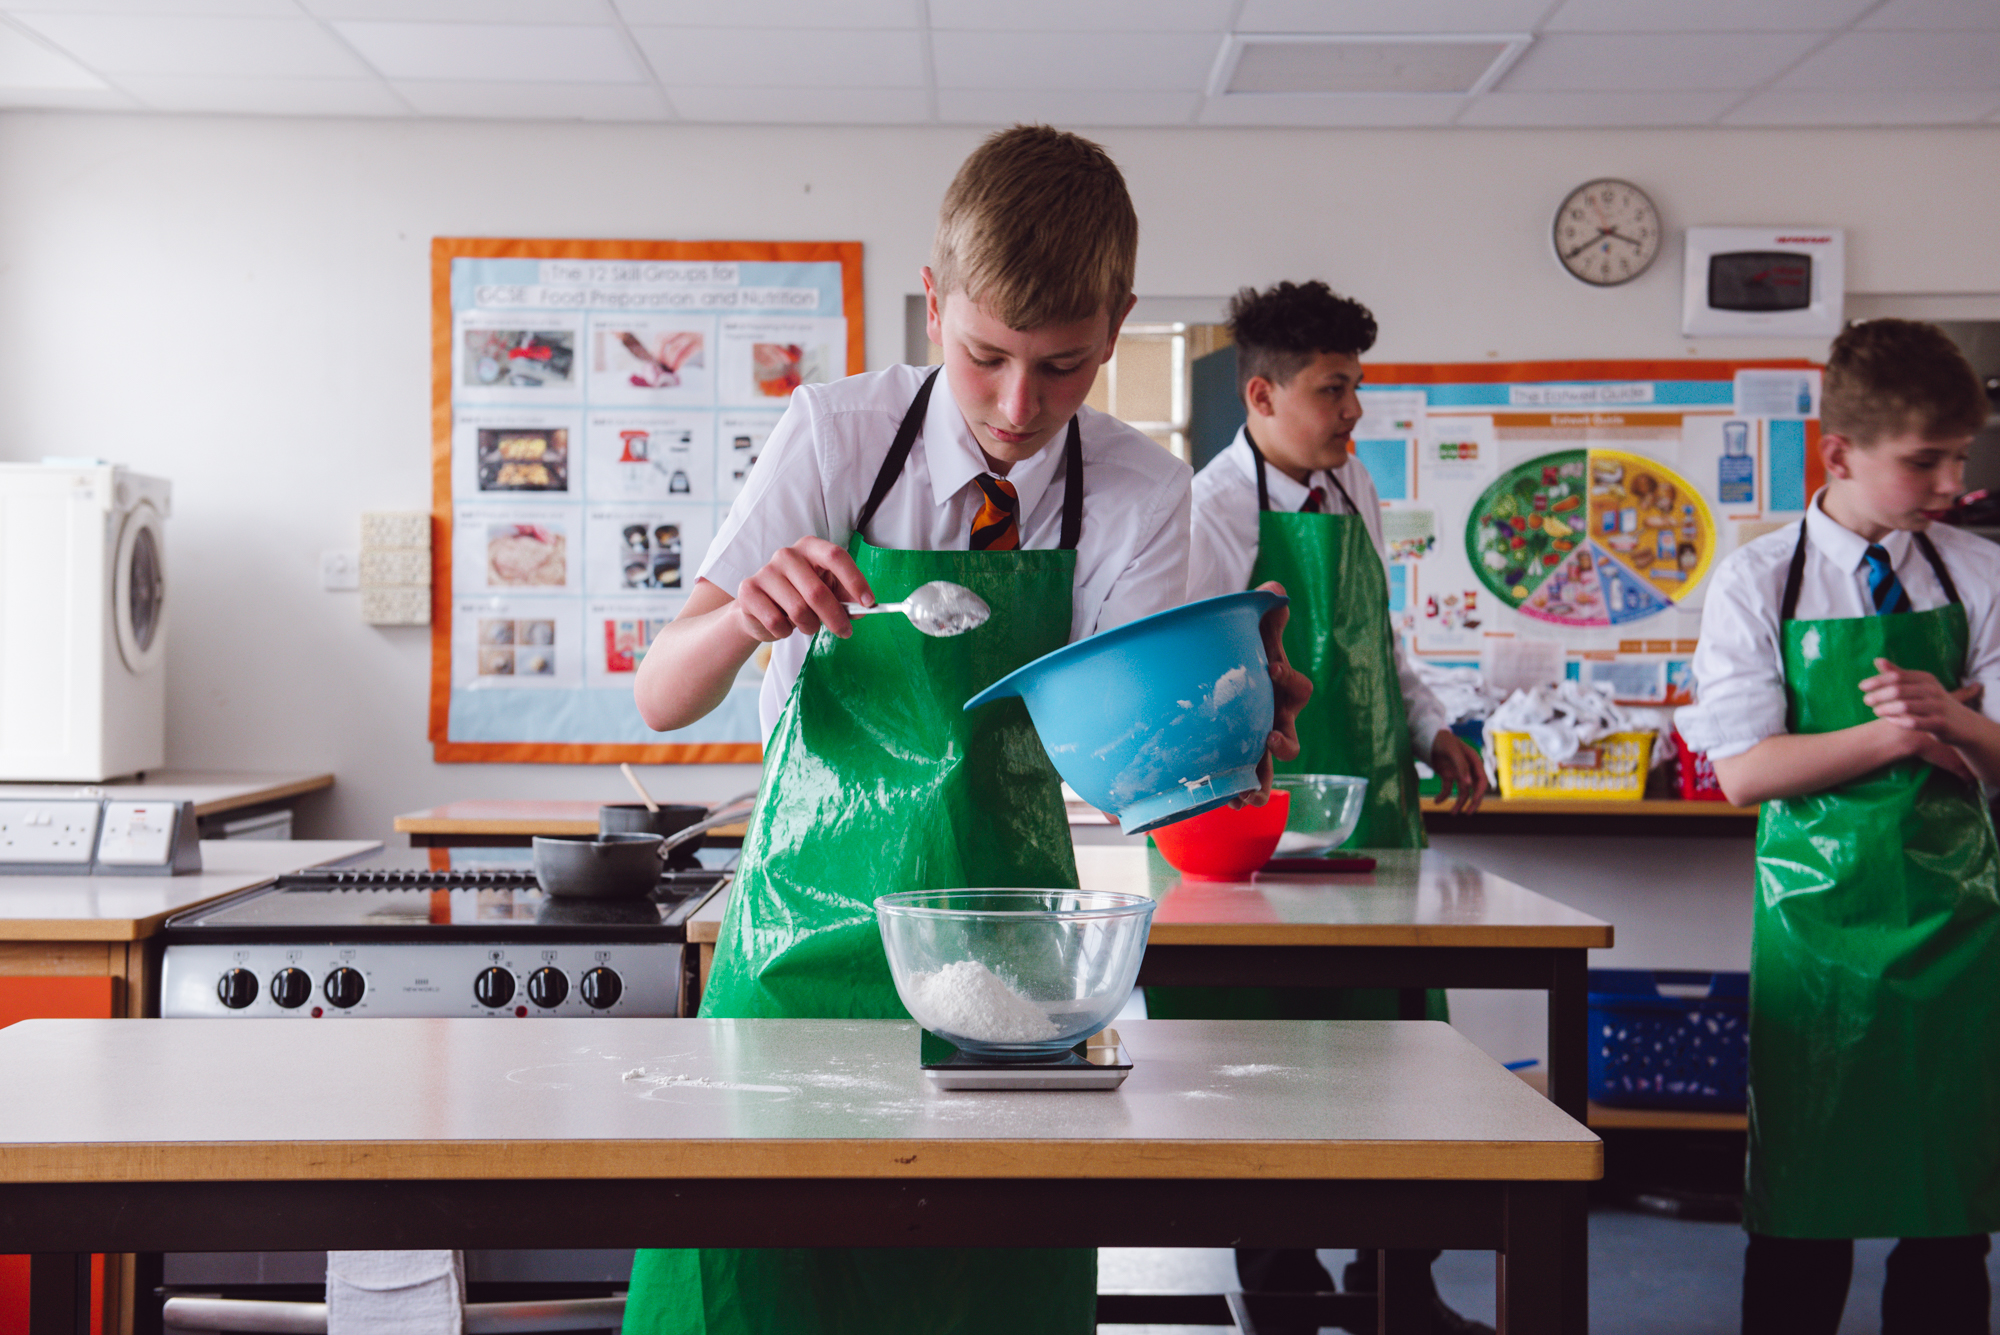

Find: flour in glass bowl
<box><xmin>906</xmin><ymin>960</ymin><xmax>1060</xmax><ymax>1043</ymax></box>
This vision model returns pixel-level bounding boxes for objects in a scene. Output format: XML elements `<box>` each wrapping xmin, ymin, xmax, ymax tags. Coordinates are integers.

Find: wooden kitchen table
<box><xmin>394</xmin><ymin>799</ymin><xmax>747</xmax><ymax>849</ymax></box>
<box><xmin>0</xmin><ymin>1016</ymin><xmax>1598</xmax><ymax>1335</ymax></box>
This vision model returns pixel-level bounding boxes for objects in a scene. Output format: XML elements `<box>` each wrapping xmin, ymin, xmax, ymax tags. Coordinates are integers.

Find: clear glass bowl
<box><xmin>1272</xmin><ymin>774</ymin><xmax>1370</xmax><ymax>856</ymax></box>
<box><xmin>875</xmin><ymin>889</ymin><xmax>1157</xmax><ymax>1060</ymax></box>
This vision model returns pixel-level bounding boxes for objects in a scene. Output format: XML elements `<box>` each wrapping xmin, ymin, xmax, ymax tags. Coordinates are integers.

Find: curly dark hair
<box><xmin>1822</xmin><ymin>318</ymin><xmax>1986</xmax><ymax>445</ymax></box>
<box><xmin>1226</xmin><ymin>281</ymin><xmax>1377</xmax><ymax>396</ymax></box>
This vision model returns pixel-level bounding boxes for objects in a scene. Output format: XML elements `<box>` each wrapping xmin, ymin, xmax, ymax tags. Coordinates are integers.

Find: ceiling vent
<box><xmin>1212</xmin><ymin>34</ymin><xmax>1532</xmax><ymax>97</ymax></box>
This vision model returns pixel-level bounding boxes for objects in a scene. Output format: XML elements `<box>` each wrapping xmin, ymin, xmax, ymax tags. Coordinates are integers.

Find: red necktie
<box><xmin>1302</xmin><ymin>486</ymin><xmax>1326</xmax><ymax>514</ymax></box>
<box><xmin>971</xmin><ymin>475</ymin><xmax>1020</xmax><ymax>551</ymax></box>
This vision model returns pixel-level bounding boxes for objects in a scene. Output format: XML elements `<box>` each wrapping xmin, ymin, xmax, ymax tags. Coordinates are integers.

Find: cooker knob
<box><xmin>269</xmin><ymin>968</ymin><xmax>311</xmax><ymax>1010</ymax></box>
<box><xmin>475</xmin><ymin>966</ymin><xmax>516</xmax><ymax>1009</ymax></box>
<box><xmin>527</xmin><ymin>967</ymin><xmax>568</xmax><ymax>1009</ymax></box>
<box><xmin>217</xmin><ymin>969</ymin><xmax>258</xmax><ymax>1010</ymax></box>
<box><xmin>323</xmin><ymin>967</ymin><xmax>365</xmax><ymax>1009</ymax></box>
<box><xmin>580</xmin><ymin>967</ymin><xmax>622</xmax><ymax>1011</ymax></box>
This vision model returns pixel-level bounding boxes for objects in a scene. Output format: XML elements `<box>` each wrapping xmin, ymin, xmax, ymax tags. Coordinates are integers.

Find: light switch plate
<box><xmin>322</xmin><ymin>550</ymin><xmax>361</xmax><ymax>591</ymax></box>
<box><xmin>94</xmin><ymin>800</ymin><xmax>202</xmax><ymax>875</ymax></box>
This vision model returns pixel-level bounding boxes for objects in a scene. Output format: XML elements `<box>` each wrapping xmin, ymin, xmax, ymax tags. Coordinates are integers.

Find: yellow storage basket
<box><xmin>1492</xmin><ymin>730</ymin><xmax>1654</xmax><ymax>801</ymax></box>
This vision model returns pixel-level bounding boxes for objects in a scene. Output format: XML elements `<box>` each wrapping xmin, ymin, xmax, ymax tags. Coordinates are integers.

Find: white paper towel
<box><xmin>326</xmin><ymin>1250</ymin><xmax>464</xmax><ymax>1335</ymax></box>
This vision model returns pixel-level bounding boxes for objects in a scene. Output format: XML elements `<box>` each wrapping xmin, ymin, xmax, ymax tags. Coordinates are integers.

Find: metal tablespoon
<box><xmin>843</xmin><ymin>580</ymin><xmax>992</xmax><ymax>637</ymax></box>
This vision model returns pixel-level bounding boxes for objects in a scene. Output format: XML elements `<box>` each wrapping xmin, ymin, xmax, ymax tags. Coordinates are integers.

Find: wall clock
<box><xmin>1553</xmin><ymin>179</ymin><xmax>1660</xmax><ymax>287</ymax></box>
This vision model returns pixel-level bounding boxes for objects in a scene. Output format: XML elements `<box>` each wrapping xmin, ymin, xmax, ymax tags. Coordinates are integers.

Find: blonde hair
<box><xmin>1823</xmin><ymin>318</ymin><xmax>1987</xmax><ymax>445</ymax></box>
<box><xmin>931</xmin><ymin>125</ymin><xmax>1137</xmax><ymax>332</ymax></box>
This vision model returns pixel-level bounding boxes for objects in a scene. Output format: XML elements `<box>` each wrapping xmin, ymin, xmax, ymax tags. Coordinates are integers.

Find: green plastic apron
<box><xmin>1746</xmin><ymin>522</ymin><xmax>2000</xmax><ymax>1239</ymax></box>
<box><xmin>1148</xmin><ymin>435</ymin><xmax>1440</xmax><ymax>1022</ymax></box>
<box><xmin>623</xmin><ymin>369</ymin><xmax>1097</xmax><ymax>1335</ymax></box>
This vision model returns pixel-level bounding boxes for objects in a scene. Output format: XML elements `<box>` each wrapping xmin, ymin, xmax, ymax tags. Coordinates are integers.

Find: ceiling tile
<box><xmin>392</xmin><ymin>78</ymin><xmax>667</xmax><ymax>119</ymax></box>
<box><xmin>0</xmin><ymin>85</ymin><xmax>136</xmax><ymax>108</ymax></box>
<box><xmin>1226</xmin><ymin>38</ymin><xmax>1517</xmax><ymax>94</ymax></box>
<box><xmin>1459</xmin><ymin>89</ymin><xmax>1739</xmax><ymax>125</ymax></box>
<box><xmin>632</xmin><ymin>26</ymin><xmax>926</xmax><ymax>87</ymax></box>
<box><xmin>929</xmin><ymin>0</ymin><xmax>1231</xmax><ymax>31</ymax></box>
<box><xmin>11</xmin><ymin>13</ymin><xmax>368</xmax><ymax>77</ymax></box>
<box><xmin>3</xmin><ymin>0</ymin><xmax>299</xmax><ymax>13</ymax></box>
<box><xmin>1861</xmin><ymin>0</ymin><xmax>2000</xmax><ymax>28</ymax></box>
<box><xmin>304</xmin><ymin>0</ymin><xmax>619</xmax><ymax>20</ymax></box>
<box><xmin>0</xmin><ymin>21</ymin><xmax>104</xmax><ymax>87</ymax></box>
<box><xmin>937</xmin><ymin>88</ymin><xmax>1199</xmax><ymax>124</ymax></box>
<box><xmin>1198</xmin><ymin>92</ymin><xmax>1465</xmax><ymax>125</ymax></box>
<box><xmin>932</xmin><ymin>30</ymin><xmax>1218</xmax><ymax>91</ymax></box>
<box><xmin>1544</xmin><ymin>0</ymin><xmax>1874</xmax><ymax>32</ymax></box>
<box><xmin>1499</xmin><ymin>33</ymin><xmax>1820</xmax><ymax>91</ymax></box>
<box><xmin>333</xmin><ymin>21</ymin><xmax>644</xmax><ymax>83</ymax></box>
<box><xmin>1235</xmin><ymin>0</ymin><xmax>1551</xmax><ymax>34</ymax></box>
<box><xmin>115</xmin><ymin>73</ymin><xmax>405</xmax><ymax>114</ymax></box>
<box><xmin>1723</xmin><ymin>87</ymin><xmax>2000</xmax><ymax>123</ymax></box>
<box><xmin>1772</xmin><ymin>30</ymin><xmax>2000</xmax><ymax>88</ymax></box>
<box><xmin>666</xmin><ymin>84</ymin><xmax>930</xmax><ymax>123</ymax></box>
<box><xmin>616</xmin><ymin>0</ymin><xmax>922</xmax><ymax>26</ymax></box>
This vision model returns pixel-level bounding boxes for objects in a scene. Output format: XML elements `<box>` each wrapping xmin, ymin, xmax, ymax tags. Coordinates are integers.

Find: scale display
<box><xmin>1466</xmin><ymin>449</ymin><xmax>1715</xmax><ymax>629</ymax></box>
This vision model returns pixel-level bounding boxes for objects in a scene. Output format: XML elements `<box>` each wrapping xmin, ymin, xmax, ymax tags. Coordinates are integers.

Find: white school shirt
<box><xmin>699</xmin><ymin>364</ymin><xmax>1193</xmax><ymax>739</ymax></box>
<box><xmin>1677</xmin><ymin>491</ymin><xmax>2000</xmax><ymax>760</ymax></box>
<box><xmin>1186</xmin><ymin>429</ymin><xmax>1451</xmax><ymax>758</ymax></box>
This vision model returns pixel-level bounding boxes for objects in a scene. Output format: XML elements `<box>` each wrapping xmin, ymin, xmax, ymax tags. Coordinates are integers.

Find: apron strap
<box><xmin>853</xmin><ymin>368</ymin><xmax>940</xmax><ymax>537</ymax></box>
<box><xmin>1780</xmin><ymin>519</ymin><xmax>1963</xmax><ymax>622</ymax></box>
<box><xmin>1245</xmin><ymin>429</ymin><xmax>1356</xmax><ymax>517</ymax></box>
<box><xmin>855</xmin><ymin>367</ymin><xmax>1086</xmax><ymax>551</ymax></box>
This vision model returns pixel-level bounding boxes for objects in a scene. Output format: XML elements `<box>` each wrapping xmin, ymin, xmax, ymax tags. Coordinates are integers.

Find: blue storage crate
<box><xmin>1587</xmin><ymin>968</ymin><xmax>1748</xmax><ymax>1111</ymax></box>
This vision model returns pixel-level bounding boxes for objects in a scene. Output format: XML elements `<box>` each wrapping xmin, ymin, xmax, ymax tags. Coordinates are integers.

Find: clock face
<box><xmin>1554</xmin><ymin>179</ymin><xmax>1660</xmax><ymax>287</ymax></box>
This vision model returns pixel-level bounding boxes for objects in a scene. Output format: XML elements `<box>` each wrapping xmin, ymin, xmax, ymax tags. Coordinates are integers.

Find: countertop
<box><xmin>0</xmin><ymin>771</ymin><xmax>333</xmax><ymax>818</ymax></box>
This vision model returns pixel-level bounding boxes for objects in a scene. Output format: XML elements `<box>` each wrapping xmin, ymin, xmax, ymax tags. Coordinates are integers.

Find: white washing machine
<box><xmin>0</xmin><ymin>462</ymin><xmax>171</xmax><ymax>781</ymax></box>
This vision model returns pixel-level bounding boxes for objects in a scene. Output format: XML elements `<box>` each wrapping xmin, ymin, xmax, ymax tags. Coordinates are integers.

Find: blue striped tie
<box><xmin>1864</xmin><ymin>544</ymin><xmax>1908</xmax><ymax>615</ymax></box>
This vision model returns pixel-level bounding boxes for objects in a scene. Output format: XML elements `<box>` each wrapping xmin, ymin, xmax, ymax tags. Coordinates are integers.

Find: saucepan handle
<box><xmin>656</xmin><ymin>798</ymin><xmax>756</xmax><ymax>858</ymax></box>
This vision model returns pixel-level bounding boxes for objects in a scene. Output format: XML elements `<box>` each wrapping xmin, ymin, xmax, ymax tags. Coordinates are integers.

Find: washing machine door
<box><xmin>114</xmin><ymin>501</ymin><xmax>167</xmax><ymax>674</ymax></box>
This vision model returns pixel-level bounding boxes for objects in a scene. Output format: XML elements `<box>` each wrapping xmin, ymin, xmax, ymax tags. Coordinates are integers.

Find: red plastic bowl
<box><xmin>1150</xmin><ymin>790</ymin><xmax>1291</xmax><ymax>881</ymax></box>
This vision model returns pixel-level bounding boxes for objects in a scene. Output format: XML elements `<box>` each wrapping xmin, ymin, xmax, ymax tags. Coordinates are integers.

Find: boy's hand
<box><xmin>1428</xmin><ymin>731</ymin><xmax>1488</xmax><ymax>814</ymax></box>
<box><xmin>1912</xmin><ymin>732</ymin><xmax>1979</xmax><ymax>786</ymax></box>
<box><xmin>1239</xmin><ymin>581</ymin><xmax>1313</xmax><ymax>806</ymax></box>
<box><xmin>1860</xmin><ymin>657</ymin><xmax>1984</xmax><ymax>743</ymax></box>
<box><xmin>733</xmin><ymin>537</ymin><xmax>874</xmax><ymax>644</ymax></box>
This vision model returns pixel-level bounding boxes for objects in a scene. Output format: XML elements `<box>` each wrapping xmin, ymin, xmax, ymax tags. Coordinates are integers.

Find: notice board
<box><xmin>430</xmin><ymin>237</ymin><xmax>864</xmax><ymax>764</ymax></box>
<box><xmin>1357</xmin><ymin>359</ymin><xmax>1822</xmax><ymax>703</ymax></box>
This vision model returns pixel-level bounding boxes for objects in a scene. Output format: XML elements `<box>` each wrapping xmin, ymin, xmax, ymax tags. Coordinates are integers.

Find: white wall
<box><xmin>2</xmin><ymin>112</ymin><xmax>1996</xmax><ymax>839</ymax></box>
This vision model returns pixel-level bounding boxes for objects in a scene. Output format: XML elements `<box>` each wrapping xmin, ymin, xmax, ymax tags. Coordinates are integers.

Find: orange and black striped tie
<box><xmin>970</xmin><ymin>474</ymin><xmax>1021</xmax><ymax>551</ymax></box>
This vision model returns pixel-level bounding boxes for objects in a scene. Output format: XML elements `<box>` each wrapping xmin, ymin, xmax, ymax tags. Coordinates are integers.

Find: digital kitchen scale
<box><xmin>920</xmin><ymin>1027</ymin><xmax>1132</xmax><ymax>1091</ymax></box>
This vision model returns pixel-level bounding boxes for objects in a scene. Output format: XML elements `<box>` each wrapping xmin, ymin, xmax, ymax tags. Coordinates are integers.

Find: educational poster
<box><xmin>1363</xmin><ymin>361</ymin><xmax>1820</xmax><ymax>704</ymax></box>
<box><xmin>431</xmin><ymin>238</ymin><xmax>864</xmax><ymax>764</ymax></box>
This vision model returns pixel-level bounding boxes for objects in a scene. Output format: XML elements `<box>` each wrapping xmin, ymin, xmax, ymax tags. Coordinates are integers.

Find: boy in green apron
<box><xmin>1164</xmin><ymin>281</ymin><xmax>1489</xmax><ymax>1334</ymax></box>
<box><xmin>1678</xmin><ymin>319</ymin><xmax>2000</xmax><ymax>1334</ymax></box>
<box><xmin>626</xmin><ymin>126</ymin><xmax>1307</xmax><ymax>1335</ymax></box>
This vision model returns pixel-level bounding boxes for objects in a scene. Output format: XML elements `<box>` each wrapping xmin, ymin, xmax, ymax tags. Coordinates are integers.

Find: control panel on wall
<box><xmin>0</xmin><ymin>797</ymin><xmax>201</xmax><ymax>875</ymax></box>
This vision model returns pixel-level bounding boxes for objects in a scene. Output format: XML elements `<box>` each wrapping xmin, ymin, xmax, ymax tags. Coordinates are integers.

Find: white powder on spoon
<box><xmin>906</xmin><ymin>959</ymin><xmax>1060</xmax><ymax>1043</ymax></box>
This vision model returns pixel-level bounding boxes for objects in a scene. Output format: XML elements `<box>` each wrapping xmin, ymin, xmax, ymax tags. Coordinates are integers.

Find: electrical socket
<box><xmin>0</xmin><ymin>800</ymin><xmax>103</xmax><ymax>864</ymax></box>
<box><xmin>321</xmin><ymin>550</ymin><xmax>361</xmax><ymax>591</ymax></box>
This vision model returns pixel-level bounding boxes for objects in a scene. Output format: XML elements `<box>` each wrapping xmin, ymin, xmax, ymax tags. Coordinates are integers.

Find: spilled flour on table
<box><xmin>1217</xmin><ymin>1064</ymin><xmax>1290</xmax><ymax>1078</ymax></box>
<box><xmin>906</xmin><ymin>960</ymin><xmax>1059</xmax><ymax>1043</ymax></box>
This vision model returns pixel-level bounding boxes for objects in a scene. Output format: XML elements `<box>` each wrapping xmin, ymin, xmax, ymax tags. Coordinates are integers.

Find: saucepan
<box><xmin>600</xmin><ymin>787</ymin><xmax>758</xmax><ymax>869</ymax></box>
<box><xmin>535</xmin><ymin>797</ymin><xmax>754</xmax><ymax>901</ymax></box>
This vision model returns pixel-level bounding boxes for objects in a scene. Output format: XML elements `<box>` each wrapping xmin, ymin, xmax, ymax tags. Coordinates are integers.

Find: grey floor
<box><xmin>1099</xmin><ymin>1207</ymin><xmax>2000</xmax><ymax>1333</ymax></box>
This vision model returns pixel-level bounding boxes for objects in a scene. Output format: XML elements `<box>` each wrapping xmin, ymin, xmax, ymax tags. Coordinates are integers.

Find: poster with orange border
<box><xmin>430</xmin><ymin>237</ymin><xmax>864</xmax><ymax>764</ymax></box>
<box><xmin>1351</xmin><ymin>359</ymin><xmax>1821</xmax><ymax>704</ymax></box>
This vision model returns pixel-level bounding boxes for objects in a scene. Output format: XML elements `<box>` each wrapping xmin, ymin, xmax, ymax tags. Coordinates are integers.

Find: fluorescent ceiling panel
<box><xmin>1544</xmin><ymin>0</ymin><xmax>1874</xmax><ymax>32</ymax></box>
<box><xmin>11</xmin><ymin>13</ymin><xmax>367</xmax><ymax>77</ymax></box>
<box><xmin>1459</xmin><ymin>90</ymin><xmax>1739</xmax><ymax>125</ymax></box>
<box><xmin>392</xmin><ymin>78</ymin><xmax>668</xmax><ymax>119</ymax></box>
<box><xmin>937</xmin><ymin>89</ymin><xmax>1201</xmax><ymax>125</ymax></box>
<box><xmin>928</xmin><ymin>0</ymin><xmax>1232</xmax><ymax>31</ymax></box>
<box><xmin>1861</xmin><ymin>0</ymin><xmax>2000</xmax><ymax>28</ymax></box>
<box><xmin>116</xmin><ymin>73</ymin><xmax>404</xmax><ymax>114</ymax></box>
<box><xmin>304</xmin><ymin>0</ymin><xmax>619</xmax><ymax>20</ymax></box>
<box><xmin>1499</xmin><ymin>33</ymin><xmax>1820</xmax><ymax>91</ymax></box>
<box><xmin>1198</xmin><ymin>91</ymin><xmax>1466</xmax><ymax>125</ymax></box>
<box><xmin>1236</xmin><ymin>0</ymin><xmax>1551</xmax><ymax>34</ymax></box>
<box><xmin>1724</xmin><ymin>87</ymin><xmax>2000</xmax><ymax>124</ymax></box>
<box><xmin>333</xmin><ymin>21</ymin><xmax>645</xmax><ymax>83</ymax></box>
<box><xmin>933</xmin><ymin>30</ymin><xmax>1218</xmax><ymax>90</ymax></box>
<box><xmin>667</xmin><ymin>84</ymin><xmax>930</xmax><ymax>122</ymax></box>
<box><xmin>1224</xmin><ymin>37</ymin><xmax>1517</xmax><ymax>94</ymax></box>
<box><xmin>616</xmin><ymin>0</ymin><xmax>921</xmax><ymax>25</ymax></box>
<box><xmin>633</xmin><ymin>26</ymin><xmax>927</xmax><ymax>87</ymax></box>
<box><xmin>1773</xmin><ymin>30</ymin><xmax>2000</xmax><ymax>89</ymax></box>
<box><xmin>0</xmin><ymin>23</ymin><xmax>105</xmax><ymax>87</ymax></box>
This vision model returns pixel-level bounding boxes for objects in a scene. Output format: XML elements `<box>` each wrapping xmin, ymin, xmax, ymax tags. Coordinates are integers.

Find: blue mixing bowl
<box><xmin>963</xmin><ymin>590</ymin><xmax>1285</xmax><ymax>835</ymax></box>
